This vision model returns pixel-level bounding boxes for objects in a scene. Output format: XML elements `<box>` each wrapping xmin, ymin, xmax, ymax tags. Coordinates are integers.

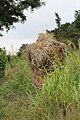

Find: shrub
<box><xmin>0</xmin><ymin>49</ymin><xmax>7</xmax><ymax>79</ymax></box>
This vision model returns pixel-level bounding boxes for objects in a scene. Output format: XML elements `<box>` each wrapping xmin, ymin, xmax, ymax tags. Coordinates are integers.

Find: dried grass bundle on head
<box><xmin>26</xmin><ymin>33</ymin><xmax>66</xmax><ymax>87</ymax></box>
<box><xmin>27</xmin><ymin>33</ymin><xmax>66</xmax><ymax>69</ymax></box>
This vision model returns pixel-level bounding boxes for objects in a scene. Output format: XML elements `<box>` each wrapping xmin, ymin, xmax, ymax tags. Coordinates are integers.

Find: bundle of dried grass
<box><xmin>27</xmin><ymin>33</ymin><xmax>66</xmax><ymax>69</ymax></box>
<box><xmin>26</xmin><ymin>33</ymin><xmax>67</xmax><ymax>88</ymax></box>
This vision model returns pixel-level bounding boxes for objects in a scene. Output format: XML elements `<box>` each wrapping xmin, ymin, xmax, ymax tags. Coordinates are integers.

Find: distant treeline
<box><xmin>52</xmin><ymin>10</ymin><xmax>80</xmax><ymax>47</ymax></box>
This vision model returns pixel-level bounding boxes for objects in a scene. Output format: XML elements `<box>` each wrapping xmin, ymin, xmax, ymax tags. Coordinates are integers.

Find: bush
<box><xmin>0</xmin><ymin>49</ymin><xmax>7</xmax><ymax>79</ymax></box>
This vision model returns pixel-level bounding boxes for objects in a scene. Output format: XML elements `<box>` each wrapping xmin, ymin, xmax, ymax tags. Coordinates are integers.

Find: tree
<box><xmin>17</xmin><ymin>43</ymin><xmax>28</xmax><ymax>57</ymax></box>
<box><xmin>53</xmin><ymin>10</ymin><xmax>80</xmax><ymax>47</ymax></box>
<box><xmin>55</xmin><ymin>12</ymin><xmax>61</xmax><ymax>28</ymax></box>
<box><xmin>0</xmin><ymin>0</ymin><xmax>45</xmax><ymax>36</ymax></box>
<box><xmin>74</xmin><ymin>10</ymin><xmax>80</xmax><ymax>29</ymax></box>
<box><xmin>19</xmin><ymin>43</ymin><xmax>28</xmax><ymax>53</ymax></box>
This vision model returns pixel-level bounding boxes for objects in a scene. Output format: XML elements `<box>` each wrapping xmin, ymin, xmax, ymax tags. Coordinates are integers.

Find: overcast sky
<box><xmin>0</xmin><ymin>0</ymin><xmax>80</xmax><ymax>53</ymax></box>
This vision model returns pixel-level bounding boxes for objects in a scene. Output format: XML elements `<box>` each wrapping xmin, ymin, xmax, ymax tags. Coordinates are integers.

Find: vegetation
<box><xmin>17</xmin><ymin>43</ymin><xmax>28</xmax><ymax>57</ymax></box>
<box><xmin>54</xmin><ymin>10</ymin><xmax>80</xmax><ymax>47</ymax></box>
<box><xmin>0</xmin><ymin>49</ymin><xmax>80</xmax><ymax>120</ymax></box>
<box><xmin>0</xmin><ymin>0</ymin><xmax>45</xmax><ymax>36</ymax></box>
<box><xmin>0</xmin><ymin>48</ymin><xmax>7</xmax><ymax>79</ymax></box>
<box><xmin>0</xmin><ymin>5</ymin><xmax>80</xmax><ymax>119</ymax></box>
<box><xmin>55</xmin><ymin>12</ymin><xmax>61</xmax><ymax>28</ymax></box>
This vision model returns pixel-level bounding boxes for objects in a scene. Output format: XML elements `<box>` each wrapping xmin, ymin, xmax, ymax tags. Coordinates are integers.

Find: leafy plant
<box><xmin>0</xmin><ymin>48</ymin><xmax>7</xmax><ymax>79</ymax></box>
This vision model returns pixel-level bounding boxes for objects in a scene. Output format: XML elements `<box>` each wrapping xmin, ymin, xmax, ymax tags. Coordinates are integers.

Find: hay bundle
<box><xmin>27</xmin><ymin>33</ymin><xmax>66</xmax><ymax>70</ymax></box>
<box><xmin>26</xmin><ymin>33</ymin><xmax>66</xmax><ymax>88</ymax></box>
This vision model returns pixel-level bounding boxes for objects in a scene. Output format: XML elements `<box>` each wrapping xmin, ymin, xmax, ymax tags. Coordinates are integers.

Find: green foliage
<box><xmin>41</xmin><ymin>50</ymin><xmax>80</xmax><ymax>103</ymax></box>
<box><xmin>1</xmin><ymin>53</ymin><xmax>35</xmax><ymax>96</ymax></box>
<box><xmin>54</xmin><ymin>10</ymin><xmax>80</xmax><ymax>47</ymax></box>
<box><xmin>26</xmin><ymin>50</ymin><xmax>80</xmax><ymax>120</ymax></box>
<box><xmin>0</xmin><ymin>50</ymin><xmax>80</xmax><ymax>120</ymax></box>
<box><xmin>17</xmin><ymin>43</ymin><xmax>28</xmax><ymax>57</ymax></box>
<box><xmin>0</xmin><ymin>0</ymin><xmax>45</xmax><ymax>36</ymax></box>
<box><xmin>0</xmin><ymin>48</ymin><xmax>7</xmax><ymax>79</ymax></box>
<box><xmin>0</xmin><ymin>53</ymin><xmax>35</xmax><ymax>119</ymax></box>
<box><xmin>75</xmin><ymin>10</ymin><xmax>80</xmax><ymax>29</ymax></box>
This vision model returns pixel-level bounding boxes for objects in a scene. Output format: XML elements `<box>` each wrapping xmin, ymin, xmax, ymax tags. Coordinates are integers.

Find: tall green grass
<box><xmin>0</xmin><ymin>50</ymin><xmax>80</xmax><ymax>120</ymax></box>
<box><xmin>25</xmin><ymin>50</ymin><xmax>80</xmax><ymax>120</ymax></box>
<box><xmin>41</xmin><ymin>50</ymin><xmax>80</xmax><ymax>103</ymax></box>
<box><xmin>0</xmin><ymin>53</ymin><xmax>35</xmax><ymax>120</ymax></box>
